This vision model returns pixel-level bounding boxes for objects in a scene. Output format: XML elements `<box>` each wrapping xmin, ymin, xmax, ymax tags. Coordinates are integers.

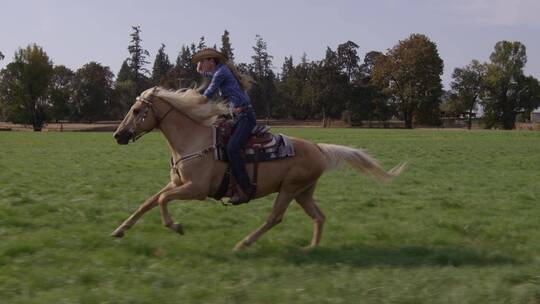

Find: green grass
<box><xmin>1</xmin><ymin>129</ymin><xmax>540</xmax><ymax>303</ymax></box>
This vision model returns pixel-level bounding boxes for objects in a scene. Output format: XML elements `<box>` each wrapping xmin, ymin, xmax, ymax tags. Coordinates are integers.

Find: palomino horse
<box><xmin>112</xmin><ymin>87</ymin><xmax>406</xmax><ymax>251</ymax></box>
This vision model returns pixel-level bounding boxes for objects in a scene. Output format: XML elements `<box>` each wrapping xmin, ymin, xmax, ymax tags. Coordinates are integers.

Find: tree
<box><xmin>71</xmin><ymin>62</ymin><xmax>114</xmax><ymax>122</ymax></box>
<box><xmin>127</xmin><ymin>25</ymin><xmax>150</xmax><ymax>93</ymax></box>
<box><xmin>48</xmin><ymin>65</ymin><xmax>74</xmax><ymax>122</ymax></box>
<box><xmin>151</xmin><ymin>43</ymin><xmax>173</xmax><ymax>86</ymax></box>
<box><xmin>336</xmin><ymin>41</ymin><xmax>360</xmax><ymax>82</ymax></box>
<box><xmin>359</xmin><ymin>51</ymin><xmax>395</xmax><ymax>125</ymax></box>
<box><xmin>450</xmin><ymin>60</ymin><xmax>486</xmax><ymax>129</ymax></box>
<box><xmin>251</xmin><ymin>35</ymin><xmax>273</xmax><ymax>79</ymax></box>
<box><xmin>305</xmin><ymin>48</ymin><xmax>349</xmax><ymax>127</ymax></box>
<box><xmin>114</xmin><ymin>59</ymin><xmax>137</xmax><ymax>118</ymax></box>
<box><xmin>0</xmin><ymin>44</ymin><xmax>53</xmax><ymax>131</ymax></box>
<box><xmin>275</xmin><ymin>55</ymin><xmax>318</xmax><ymax>119</ymax></box>
<box><xmin>189</xmin><ymin>43</ymin><xmax>197</xmax><ymax>55</ymax></box>
<box><xmin>0</xmin><ymin>62</ymin><xmax>18</xmax><ymax>121</ymax></box>
<box><xmin>517</xmin><ymin>75</ymin><xmax>540</xmax><ymax>120</ymax></box>
<box><xmin>482</xmin><ymin>41</ymin><xmax>530</xmax><ymax>129</ymax></box>
<box><xmin>113</xmin><ymin>26</ymin><xmax>150</xmax><ymax>117</ymax></box>
<box><xmin>174</xmin><ymin>45</ymin><xmax>198</xmax><ymax>88</ymax></box>
<box><xmin>274</xmin><ymin>56</ymin><xmax>295</xmax><ymax>118</ymax></box>
<box><xmin>281</xmin><ymin>56</ymin><xmax>294</xmax><ymax>79</ymax></box>
<box><xmin>360</xmin><ymin>51</ymin><xmax>383</xmax><ymax>80</ymax></box>
<box><xmin>220</xmin><ymin>30</ymin><xmax>234</xmax><ymax>61</ymax></box>
<box><xmin>0</xmin><ymin>51</ymin><xmax>4</xmax><ymax>61</ymax></box>
<box><xmin>197</xmin><ymin>36</ymin><xmax>206</xmax><ymax>50</ymax></box>
<box><xmin>372</xmin><ymin>34</ymin><xmax>444</xmax><ymax>128</ymax></box>
<box><xmin>117</xmin><ymin>59</ymin><xmax>132</xmax><ymax>82</ymax></box>
<box><xmin>113</xmin><ymin>80</ymin><xmax>137</xmax><ymax>119</ymax></box>
<box><xmin>251</xmin><ymin>35</ymin><xmax>275</xmax><ymax>118</ymax></box>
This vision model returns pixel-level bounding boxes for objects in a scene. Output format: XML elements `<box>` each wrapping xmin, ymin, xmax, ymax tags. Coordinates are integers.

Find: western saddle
<box><xmin>215</xmin><ymin>118</ymin><xmax>274</xmax><ymax>150</ymax></box>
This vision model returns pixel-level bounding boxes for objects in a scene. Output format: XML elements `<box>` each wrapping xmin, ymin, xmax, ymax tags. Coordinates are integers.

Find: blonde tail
<box><xmin>317</xmin><ymin>144</ymin><xmax>407</xmax><ymax>182</ymax></box>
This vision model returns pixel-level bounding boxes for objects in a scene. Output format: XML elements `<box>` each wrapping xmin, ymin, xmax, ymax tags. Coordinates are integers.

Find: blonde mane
<box><xmin>141</xmin><ymin>87</ymin><xmax>229</xmax><ymax>126</ymax></box>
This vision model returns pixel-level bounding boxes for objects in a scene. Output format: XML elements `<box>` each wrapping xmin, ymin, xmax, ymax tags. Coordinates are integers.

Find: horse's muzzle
<box><xmin>113</xmin><ymin>130</ymin><xmax>133</xmax><ymax>145</ymax></box>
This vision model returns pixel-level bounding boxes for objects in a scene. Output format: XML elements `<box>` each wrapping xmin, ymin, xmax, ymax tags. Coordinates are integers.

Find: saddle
<box><xmin>215</xmin><ymin>118</ymin><xmax>275</xmax><ymax>153</ymax></box>
<box><xmin>212</xmin><ymin>118</ymin><xmax>295</xmax><ymax>202</ymax></box>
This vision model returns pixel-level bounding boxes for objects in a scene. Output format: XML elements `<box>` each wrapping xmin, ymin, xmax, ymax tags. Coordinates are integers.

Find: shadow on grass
<box><xmin>229</xmin><ymin>244</ymin><xmax>516</xmax><ymax>268</ymax></box>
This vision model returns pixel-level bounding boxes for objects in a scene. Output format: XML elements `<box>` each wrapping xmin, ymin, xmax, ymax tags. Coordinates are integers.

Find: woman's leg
<box><xmin>227</xmin><ymin>110</ymin><xmax>256</xmax><ymax>200</ymax></box>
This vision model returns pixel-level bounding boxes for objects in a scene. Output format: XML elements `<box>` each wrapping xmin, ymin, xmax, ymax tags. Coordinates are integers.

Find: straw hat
<box><xmin>192</xmin><ymin>48</ymin><xmax>227</xmax><ymax>63</ymax></box>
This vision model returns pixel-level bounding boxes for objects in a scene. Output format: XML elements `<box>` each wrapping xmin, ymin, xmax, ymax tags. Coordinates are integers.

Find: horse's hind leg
<box><xmin>111</xmin><ymin>182</ymin><xmax>176</xmax><ymax>237</ymax></box>
<box><xmin>233</xmin><ymin>191</ymin><xmax>294</xmax><ymax>251</ymax></box>
<box><xmin>295</xmin><ymin>183</ymin><xmax>326</xmax><ymax>248</ymax></box>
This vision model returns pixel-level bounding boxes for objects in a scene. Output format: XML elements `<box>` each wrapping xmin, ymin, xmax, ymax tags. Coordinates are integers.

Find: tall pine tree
<box><xmin>174</xmin><ymin>45</ymin><xmax>198</xmax><ymax>88</ymax></box>
<box><xmin>251</xmin><ymin>35</ymin><xmax>275</xmax><ymax>119</ymax></box>
<box><xmin>197</xmin><ymin>36</ymin><xmax>206</xmax><ymax>50</ymax></box>
<box><xmin>151</xmin><ymin>43</ymin><xmax>173</xmax><ymax>86</ymax></box>
<box><xmin>220</xmin><ymin>30</ymin><xmax>234</xmax><ymax>61</ymax></box>
<box><xmin>127</xmin><ymin>25</ymin><xmax>150</xmax><ymax>93</ymax></box>
<box><xmin>251</xmin><ymin>35</ymin><xmax>273</xmax><ymax>79</ymax></box>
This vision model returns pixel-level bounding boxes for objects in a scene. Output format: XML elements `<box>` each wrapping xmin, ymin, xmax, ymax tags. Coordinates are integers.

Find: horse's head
<box><xmin>114</xmin><ymin>86</ymin><xmax>227</xmax><ymax>144</ymax></box>
<box><xmin>113</xmin><ymin>89</ymin><xmax>169</xmax><ymax>145</ymax></box>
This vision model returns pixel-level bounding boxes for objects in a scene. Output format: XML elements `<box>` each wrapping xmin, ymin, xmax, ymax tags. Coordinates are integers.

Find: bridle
<box><xmin>129</xmin><ymin>95</ymin><xmax>174</xmax><ymax>142</ymax></box>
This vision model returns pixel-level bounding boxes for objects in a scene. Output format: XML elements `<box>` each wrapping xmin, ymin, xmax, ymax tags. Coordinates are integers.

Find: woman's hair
<box><xmin>223</xmin><ymin>60</ymin><xmax>254</xmax><ymax>92</ymax></box>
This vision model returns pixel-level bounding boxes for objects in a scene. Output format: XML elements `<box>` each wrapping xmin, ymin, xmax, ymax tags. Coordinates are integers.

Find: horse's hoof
<box><xmin>233</xmin><ymin>241</ymin><xmax>248</xmax><ymax>252</ymax></box>
<box><xmin>301</xmin><ymin>245</ymin><xmax>315</xmax><ymax>252</ymax></box>
<box><xmin>171</xmin><ymin>223</ymin><xmax>184</xmax><ymax>235</ymax></box>
<box><xmin>111</xmin><ymin>230</ymin><xmax>124</xmax><ymax>238</ymax></box>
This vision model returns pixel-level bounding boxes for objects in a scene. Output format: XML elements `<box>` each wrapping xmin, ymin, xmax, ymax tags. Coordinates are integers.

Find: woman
<box><xmin>192</xmin><ymin>48</ymin><xmax>256</xmax><ymax>205</ymax></box>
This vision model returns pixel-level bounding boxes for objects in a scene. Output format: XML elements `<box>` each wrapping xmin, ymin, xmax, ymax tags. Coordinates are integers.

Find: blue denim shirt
<box><xmin>203</xmin><ymin>63</ymin><xmax>251</xmax><ymax>109</ymax></box>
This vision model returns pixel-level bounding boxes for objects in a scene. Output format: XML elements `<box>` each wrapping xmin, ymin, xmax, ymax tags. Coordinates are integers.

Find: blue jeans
<box><xmin>227</xmin><ymin>107</ymin><xmax>257</xmax><ymax>194</ymax></box>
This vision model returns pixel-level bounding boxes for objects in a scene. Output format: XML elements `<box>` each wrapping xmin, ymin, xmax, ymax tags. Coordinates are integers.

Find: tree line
<box><xmin>1</xmin><ymin>27</ymin><xmax>539</xmax><ymax>131</ymax></box>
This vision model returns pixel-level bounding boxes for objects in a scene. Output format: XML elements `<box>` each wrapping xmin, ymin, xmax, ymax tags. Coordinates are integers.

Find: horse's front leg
<box><xmin>157</xmin><ymin>183</ymin><xmax>206</xmax><ymax>234</ymax></box>
<box><xmin>111</xmin><ymin>182</ymin><xmax>176</xmax><ymax>237</ymax></box>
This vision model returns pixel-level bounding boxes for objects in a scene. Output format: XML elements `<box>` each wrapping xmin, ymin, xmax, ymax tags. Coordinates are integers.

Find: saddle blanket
<box><xmin>212</xmin><ymin>127</ymin><xmax>295</xmax><ymax>163</ymax></box>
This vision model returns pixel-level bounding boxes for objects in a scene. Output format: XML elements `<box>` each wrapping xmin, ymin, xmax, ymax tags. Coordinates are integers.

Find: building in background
<box><xmin>532</xmin><ymin>107</ymin><xmax>540</xmax><ymax>123</ymax></box>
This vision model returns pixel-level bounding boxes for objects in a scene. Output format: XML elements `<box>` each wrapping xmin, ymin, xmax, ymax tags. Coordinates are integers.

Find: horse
<box><xmin>111</xmin><ymin>86</ymin><xmax>407</xmax><ymax>251</ymax></box>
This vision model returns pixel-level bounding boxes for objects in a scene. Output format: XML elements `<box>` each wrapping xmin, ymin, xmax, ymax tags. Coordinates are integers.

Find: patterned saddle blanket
<box><xmin>212</xmin><ymin>119</ymin><xmax>295</xmax><ymax>163</ymax></box>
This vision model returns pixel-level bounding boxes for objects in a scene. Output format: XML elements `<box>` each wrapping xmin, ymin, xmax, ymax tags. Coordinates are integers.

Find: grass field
<box><xmin>1</xmin><ymin>128</ymin><xmax>540</xmax><ymax>303</ymax></box>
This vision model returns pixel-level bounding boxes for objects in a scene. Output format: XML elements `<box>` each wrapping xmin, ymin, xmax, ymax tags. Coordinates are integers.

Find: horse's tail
<box><xmin>317</xmin><ymin>143</ymin><xmax>407</xmax><ymax>182</ymax></box>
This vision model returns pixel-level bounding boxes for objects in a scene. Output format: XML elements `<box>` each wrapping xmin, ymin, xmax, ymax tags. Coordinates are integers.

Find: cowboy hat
<box><xmin>192</xmin><ymin>48</ymin><xmax>227</xmax><ymax>63</ymax></box>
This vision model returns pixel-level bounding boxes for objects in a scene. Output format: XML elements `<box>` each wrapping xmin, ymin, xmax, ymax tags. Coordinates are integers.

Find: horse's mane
<box><xmin>141</xmin><ymin>86</ymin><xmax>229</xmax><ymax>126</ymax></box>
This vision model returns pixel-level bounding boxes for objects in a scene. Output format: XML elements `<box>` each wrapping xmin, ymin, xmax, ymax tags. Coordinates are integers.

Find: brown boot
<box><xmin>228</xmin><ymin>185</ymin><xmax>253</xmax><ymax>206</ymax></box>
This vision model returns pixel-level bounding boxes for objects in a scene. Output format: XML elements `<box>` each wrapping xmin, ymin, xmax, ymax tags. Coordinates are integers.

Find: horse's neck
<box><xmin>158</xmin><ymin>109</ymin><xmax>213</xmax><ymax>160</ymax></box>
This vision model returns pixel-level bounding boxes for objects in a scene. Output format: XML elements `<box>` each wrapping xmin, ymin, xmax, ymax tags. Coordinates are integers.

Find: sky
<box><xmin>1</xmin><ymin>0</ymin><xmax>539</xmax><ymax>88</ymax></box>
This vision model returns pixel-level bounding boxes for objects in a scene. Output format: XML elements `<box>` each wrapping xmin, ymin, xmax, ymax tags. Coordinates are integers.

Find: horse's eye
<box><xmin>133</xmin><ymin>108</ymin><xmax>140</xmax><ymax>115</ymax></box>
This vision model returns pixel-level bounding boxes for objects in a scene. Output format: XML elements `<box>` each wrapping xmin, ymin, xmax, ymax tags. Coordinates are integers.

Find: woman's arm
<box><xmin>203</xmin><ymin>68</ymin><xmax>225</xmax><ymax>99</ymax></box>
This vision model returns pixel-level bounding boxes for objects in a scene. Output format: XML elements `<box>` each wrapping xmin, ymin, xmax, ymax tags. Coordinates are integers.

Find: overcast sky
<box><xmin>1</xmin><ymin>0</ymin><xmax>539</xmax><ymax>88</ymax></box>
